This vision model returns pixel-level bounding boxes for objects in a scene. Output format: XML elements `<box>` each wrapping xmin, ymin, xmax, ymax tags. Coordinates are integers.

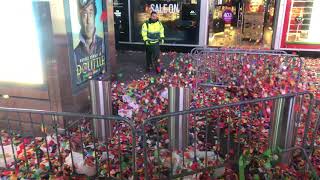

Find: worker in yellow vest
<box><xmin>141</xmin><ymin>11</ymin><xmax>165</xmax><ymax>73</ymax></box>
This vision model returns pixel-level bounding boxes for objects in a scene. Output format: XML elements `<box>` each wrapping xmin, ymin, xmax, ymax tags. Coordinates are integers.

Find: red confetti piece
<box><xmin>218</xmin><ymin>122</ymin><xmax>226</xmax><ymax>128</ymax></box>
<box><xmin>190</xmin><ymin>162</ymin><xmax>199</xmax><ymax>171</ymax></box>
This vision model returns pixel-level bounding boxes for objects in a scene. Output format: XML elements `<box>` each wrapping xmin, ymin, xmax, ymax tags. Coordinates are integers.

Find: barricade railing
<box><xmin>310</xmin><ymin>100</ymin><xmax>320</xmax><ymax>176</ymax></box>
<box><xmin>191</xmin><ymin>47</ymin><xmax>288</xmax><ymax>55</ymax></box>
<box><xmin>142</xmin><ymin>92</ymin><xmax>318</xmax><ymax>179</ymax></box>
<box><xmin>0</xmin><ymin>94</ymin><xmax>318</xmax><ymax>179</ymax></box>
<box><xmin>190</xmin><ymin>48</ymin><xmax>302</xmax><ymax>93</ymax></box>
<box><xmin>310</xmin><ymin>100</ymin><xmax>320</xmax><ymax>148</ymax></box>
<box><xmin>0</xmin><ymin>107</ymin><xmax>136</xmax><ymax>179</ymax></box>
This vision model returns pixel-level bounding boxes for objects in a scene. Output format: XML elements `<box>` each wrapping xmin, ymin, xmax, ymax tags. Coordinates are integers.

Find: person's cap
<box><xmin>78</xmin><ymin>0</ymin><xmax>95</xmax><ymax>10</ymax></box>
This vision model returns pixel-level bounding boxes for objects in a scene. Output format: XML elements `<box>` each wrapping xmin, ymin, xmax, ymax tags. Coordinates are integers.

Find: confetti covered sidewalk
<box><xmin>0</xmin><ymin>50</ymin><xmax>319</xmax><ymax>179</ymax></box>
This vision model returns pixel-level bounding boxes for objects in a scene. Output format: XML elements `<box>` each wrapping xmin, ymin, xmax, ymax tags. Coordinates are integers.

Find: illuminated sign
<box><xmin>285</xmin><ymin>0</ymin><xmax>320</xmax><ymax>44</ymax></box>
<box><xmin>114</xmin><ymin>10</ymin><xmax>122</xmax><ymax>17</ymax></box>
<box><xmin>0</xmin><ymin>1</ymin><xmax>44</xmax><ymax>85</ymax></box>
<box><xmin>150</xmin><ymin>3</ymin><xmax>180</xmax><ymax>14</ymax></box>
<box><xmin>308</xmin><ymin>0</ymin><xmax>320</xmax><ymax>43</ymax></box>
<box><xmin>222</xmin><ymin>9</ymin><xmax>233</xmax><ymax>23</ymax></box>
<box><xmin>190</xmin><ymin>10</ymin><xmax>196</xmax><ymax>16</ymax></box>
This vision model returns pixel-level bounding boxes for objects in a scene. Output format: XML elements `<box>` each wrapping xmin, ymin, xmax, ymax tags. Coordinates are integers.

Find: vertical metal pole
<box><xmin>272</xmin><ymin>0</ymin><xmax>288</xmax><ymax>50</ymax></box>
<box><xmin>199</xmin><ymin>0</ymin><xmax>209</xmax><ymax>47</ymax></box>
<box><xmin>168</xmin><ymin>87</ymin><xmax>190</xmax><ymax>151</ymax></box>
<box><xmin>269</xmin><ymin>96</ymin><xmax>297</xmax><ymax>163</ymax></box>
<box><xmin>128</xmin><ymin>0</ymin><xmax>132</xmax><ymax>42</ymax></box>
<box><xmin>89</xmin><ymin>80</ymin><xmax>113</xmax><ymax>141</ymax></box>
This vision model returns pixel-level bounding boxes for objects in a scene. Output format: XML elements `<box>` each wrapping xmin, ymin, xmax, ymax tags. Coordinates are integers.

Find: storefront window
<box><xmin>208</xmin><ymin>0</ymin><xmax>275</xmax><ymax>48</ymax></box>
<box><xmin>131</xmin><ymin>0</ymin><xmax>200</xmax><ymax>44</ymax></box>
<box><xmin>286</xmin><ymin>0</ymin><xmax>320</xmax><ymax>44</ymax></box>
<box><xmin>114</xmin><ymin>0</ymin><xmax>130</xmax><ymax>42</ymax></box>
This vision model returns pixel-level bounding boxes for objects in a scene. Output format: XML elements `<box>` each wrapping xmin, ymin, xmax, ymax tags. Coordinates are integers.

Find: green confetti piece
<box><xmin>121</xmin><ymin>162</ymin><xmax>127</xmax><ymax>170</ymax></box>
<box><xmin>127</xmin><ymin>90</ymin><xmax>134</xmax><ymax>97</ymax></box>
<box><xmin>150</xmin><ymin>77</ymin><xmax>155</xmax><ymax>84</ymax></box>
<box><xmin>264</xmin><ymin>161</ymin><xmax>271</xmax><ymax>169</ymax></box>
<box><xmin>263</xmin><ymin>149</ymin><xmax>272</xmax><ymax>158</ymax></box>
<box><xmin>154</xmin><ymin>150</ymin><xmax>159</xmax><ymax>159</ymax></box>
<box><xmin>253</xmin><ymin>70</ymin><xmax>257</xmax><ymax>76</ymax></box>
<box><xmin>312</xmin><ymin>170</ymin><xmax>318</xmax><ymax>179</ymax></box>
<box><xmin>239</xmin><ymin>156</ymin><xmax>245</xmax><ymax>180</ymax></box>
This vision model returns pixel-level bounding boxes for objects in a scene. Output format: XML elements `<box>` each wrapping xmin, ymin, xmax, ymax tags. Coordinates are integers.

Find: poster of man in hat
<box><xmin>66</xmin><ymin>0</ymin><xmax>106</xmax><ymax>86</ymax></box>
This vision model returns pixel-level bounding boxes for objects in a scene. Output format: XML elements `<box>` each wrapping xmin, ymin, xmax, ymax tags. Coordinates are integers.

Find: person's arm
<box><xmin>141</xmin><ymin>23</ymin><xmax>148</xmax><ymax>43</ymax></box>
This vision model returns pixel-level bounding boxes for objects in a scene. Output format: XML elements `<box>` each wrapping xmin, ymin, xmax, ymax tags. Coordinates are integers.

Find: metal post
<box><xmin>89</xmin><ymin>80</ymin><xmax>113</xmax><ymax>141</ymax></box>
<box><xmin>270</xmin><ymin>96</ymin><xmax>297</xmax><ymax>163</ymax></box>
<box><xmin>168</xmin><ymin>87</ymin><xmax>191</xmax><ymax>151</ymax></box>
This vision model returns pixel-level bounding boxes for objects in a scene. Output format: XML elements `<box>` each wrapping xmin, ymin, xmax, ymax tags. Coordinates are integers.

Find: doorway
<box><xmin>207</xmin><ymin>0</ymin><xmax>275</xmax><ymax>49</ymax></box>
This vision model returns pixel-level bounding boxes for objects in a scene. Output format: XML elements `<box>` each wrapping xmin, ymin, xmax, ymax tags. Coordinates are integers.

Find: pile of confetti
<box><xmin>0</xmin><ymin>51</ymin><xmax>319</xmax><ymax>179</ymax></box>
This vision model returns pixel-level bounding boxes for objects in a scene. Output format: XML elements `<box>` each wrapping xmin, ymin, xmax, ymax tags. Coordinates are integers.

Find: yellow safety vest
<box><xmin>141</xmin><ymin>20</ymin><xmax>164</xmax><ymax>45</ymax></box>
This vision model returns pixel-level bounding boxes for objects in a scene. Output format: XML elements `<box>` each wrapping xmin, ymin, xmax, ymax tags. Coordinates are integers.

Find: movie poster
<box><xmin>64</xmin><ymin>0</ymin><xmax>106</xmax><ymax>91</ymax></box>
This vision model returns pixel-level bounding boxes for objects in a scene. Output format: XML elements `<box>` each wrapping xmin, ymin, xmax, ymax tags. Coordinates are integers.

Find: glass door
<box><xmin>207</xmin><ymin>0</ymin><xmax>275</xmax><ymax>48</ymax></box>
<box><xmin>207</xmin><ymin>0</ymin><xmax>240</xmax><ymax>47</ymax></box>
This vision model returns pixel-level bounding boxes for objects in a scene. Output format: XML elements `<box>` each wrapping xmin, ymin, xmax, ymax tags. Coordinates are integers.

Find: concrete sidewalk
<box><xmin>114</xmin><ymin>50</ymin><xmax>145</xmax><ymax>82</ymax></box>
<box><xmin>113</xmin><ymin>50</ymin><xmax>172</xmax><ymax>82</ymax></box>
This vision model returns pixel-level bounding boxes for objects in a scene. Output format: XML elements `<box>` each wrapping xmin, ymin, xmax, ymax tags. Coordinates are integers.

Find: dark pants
<box><xmin>145</xmin><ymin>43</ymin><xmax>160</xmax><ymax>70</ymax></box>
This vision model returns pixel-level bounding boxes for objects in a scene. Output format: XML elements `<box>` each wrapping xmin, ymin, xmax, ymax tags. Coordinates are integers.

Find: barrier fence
<box><xmin>0</xmin><ymin>95</ymin><xmax>318</xmax><ymax>179</ymax></box>
<box><xmin>0</xmin><ymin>107</ymin><xmax>137</xmax><ymax>179</ymax></box>
<box><xmin>310</xmin><ymin>99</ymin><xmax>320</xmax><ymax>177</ymax></box>
<box><xmin>142</xmin><ymin>92</ymin><xmax>318</xmax><ymax>179</ymax></box>
<box><xmin>194</xmin><ymin>48</ymin><xmax>288</xmax><ymax>54</ymax></box>
<box><xmin>191</xmin><ymin>48</ymin><xmax>302</xmax><ymax>93</ymax></box>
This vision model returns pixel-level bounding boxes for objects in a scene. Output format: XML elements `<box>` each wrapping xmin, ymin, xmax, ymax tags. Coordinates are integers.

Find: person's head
<box><xmin>150</xmin><ymin>11</ymin><xmax>158</xmax><ymax>21</ymax></box>
<box><xmin>78</xmin><ymin>0</ymin><xmax>97</xmax><ymax>39</ymax></box>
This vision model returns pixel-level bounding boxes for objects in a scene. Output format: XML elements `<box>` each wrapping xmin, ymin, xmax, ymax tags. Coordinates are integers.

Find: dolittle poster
<box><xmin>64</xmin><ymin>0</ymin><xmax>106</xmax><ymax>92</ymax></box>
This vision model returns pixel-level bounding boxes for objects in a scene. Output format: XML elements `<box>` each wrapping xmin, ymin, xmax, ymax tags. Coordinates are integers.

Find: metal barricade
<box><xmin>0</xmin><ymin>107</ymin><xmax>136</xmax><ymax>179</ymax></box>
<box><xmin>142</xmin><ymin>92</ymin><xmax>318</xmax><ymax>179</ymax></box>
<box><xmin>0</xmin><ymin>96</ymin><xmax>318</xmax><ymax>179</ymax></box>
<box><xmin>191</xmin><ymin>47</ymin><xmax>288</xmax><ymax>55</ymax></box>
<box><xmin>310</xmin><ymin>99</ymin><xmax>320</xmax><ymax>176</ymax></box>
<box><xmin>190</xmin><ymin>48</ymin><xmax>302</xmax><ymax>92</ymax></box>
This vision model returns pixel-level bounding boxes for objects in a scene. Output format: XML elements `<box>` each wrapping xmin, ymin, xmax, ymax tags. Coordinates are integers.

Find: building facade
<box><xmin>114</xmin><ymin>0</ymin><xmax>320</xmax><ymax>51</ymax></box>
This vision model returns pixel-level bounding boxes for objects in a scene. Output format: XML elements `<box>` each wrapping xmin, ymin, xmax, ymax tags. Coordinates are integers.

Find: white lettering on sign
<box><xmin>223</xmin><ymin>12</ymin><xmax>232</xmax><ymax>18</ymax></box>
<box><xmin>150</xmin><ymin>4</ymin><xmax>180</xmax><ymax>13</ymax></box>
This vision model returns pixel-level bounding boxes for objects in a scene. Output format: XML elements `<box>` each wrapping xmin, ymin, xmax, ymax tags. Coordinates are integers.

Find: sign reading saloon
<box><xmin>149</xmin><ymin>2</ymin><xmax>180</xmax><ymax>14</ymax></box>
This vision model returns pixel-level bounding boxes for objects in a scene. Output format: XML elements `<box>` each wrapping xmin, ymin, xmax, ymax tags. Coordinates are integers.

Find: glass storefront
<box><xmin>113</xmin><ymin>0</ymin><xmax>320</xmax><ymax>51</ymax></box>
<box><xmin>132</xmin><ymin>0</ymin><xmax>200</xmax><ymax>44</ymax></box>
<box><xmin>207</xmin><ymin>0</ymin><xmax>276</xmax><ymax>48</ymax></box>
<box><xmin>114</xmin><ymin>0</ymin><xmax>130</xmax><ymax>42</ymax></box>
<box><xmin>114</xmin><ymin>0</ymin><xmax>201</xmax><ymax>45</ymax></box>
